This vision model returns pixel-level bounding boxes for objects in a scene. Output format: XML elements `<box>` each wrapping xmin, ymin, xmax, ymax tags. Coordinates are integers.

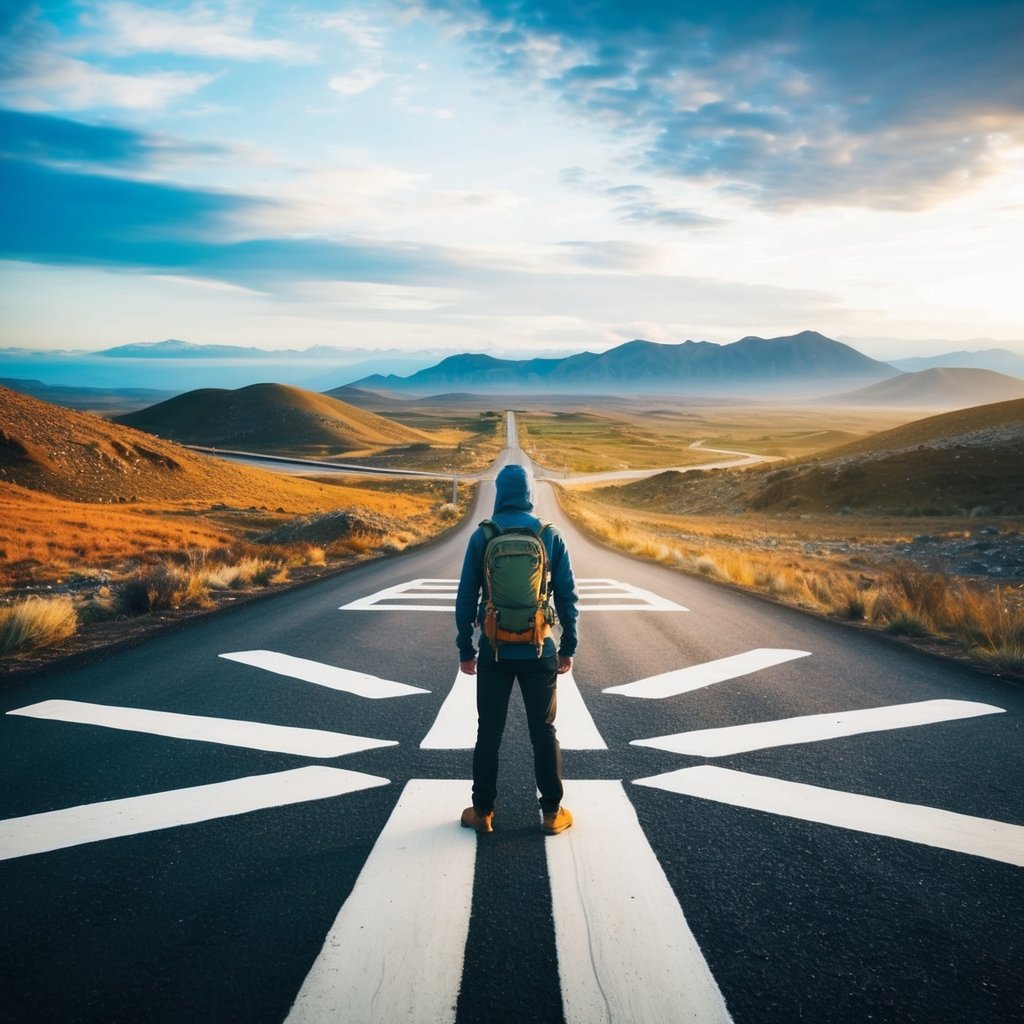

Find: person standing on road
<box><xmin>456</xmin><ymin>463</ymin><xmax>579</xmax><ymax>835</ymax></box>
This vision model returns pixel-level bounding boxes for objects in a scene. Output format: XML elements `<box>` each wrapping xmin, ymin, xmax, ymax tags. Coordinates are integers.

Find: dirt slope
<box><xmin>0</xmin><ymin>386</ymin><xmax>386</xmax><ymax>508</ymax></box>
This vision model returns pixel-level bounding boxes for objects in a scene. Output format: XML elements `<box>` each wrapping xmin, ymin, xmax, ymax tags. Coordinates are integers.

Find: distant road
<box><xmin>188</xmin><ymin>445</ymin><xmax>457</xmax><ymax>479</ymax></box>
<box><xmin>3</xmin><ymin>411</ymin><xmax>1020</xmax><ymax>1023</ymax></box>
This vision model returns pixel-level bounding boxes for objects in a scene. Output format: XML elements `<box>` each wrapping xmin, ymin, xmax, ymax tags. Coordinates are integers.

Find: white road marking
<box><xmin>633</xmin><ymin>699</ymin><xmax>1006</xmax><ymax>757</ymax></box>
<box><xmin>0</xmin><ymin>766</ymin><xmax>389</xmax><ymax>862</ymax></box>
<box><xmin>219</xmin><ymin>650</ymin><xmax>429</xmax><ymax>698</ymax></box>
<box><xmin>8</xmin><ymin>700</ymin><xmax>397</xmax><ymax>759</ymax></box>
<box><xmin>340</xmin><ymin>577</ymin><xmax>688</xmax><ymax>612</ymax></box>
<box><xmin>285</xmin><ymin>780</ymin><xmax>475</xmax><ymax>1024</ymax></box>
<box><xmin>546</xmin><ymin>780</ymin><xmax>733</xmax><ymax>1023</ymax></box>
<box><xmin>420</xmin><ymin>669</ymin><xmax>605</xmax><ymax>750</ymax></box>
<box><xmin>634</xmin><ymin>766</ymin><xmax>1024</xmax><ymax>868</ymax></box>
<box><xmin>420</xmin><ymin>669</ymin><xmax>478</xmax><ymax>749</ymax></box>
<box><xmin>605</xmin><ymin>648</ymin><xmax>811</xmax><ymax>699</ymax></box>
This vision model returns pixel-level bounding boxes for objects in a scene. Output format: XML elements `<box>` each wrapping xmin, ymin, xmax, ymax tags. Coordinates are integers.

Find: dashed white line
<box><xmin>633</xmin><ymin>699</ymin><xmax>1005</xmax><ymax>757</ymax></box>
<box><xmin>0</xmin><ymin>766</ymin><xmax>389</xmax><ymax>862</ymax></box>
<box><xmin>605</xmin><ymin>648</ymin><xmax>811</xmax><ymax>699</ymax></box>
<box><xmin>285</xmin><ymin>780</ymin><xmax>475</xmax><ymax>1024</ymax></box>
<box><xmin>634</xmin><ymin>766</ymin><xmax>1024</xmax><ymax>868</ymax></box>
<box><xmin>8</xmin><ymin>700</ymin><xmax>397</xmax><ymax>759</ymax></box>
<box><xmin>219</xmin><ymin>650</ymin><xmax>429</xmax><ymax>698</ymax></box>
<box><xmin>546</xmin><ymin>780</ymin><xmax>733</xmax><ymax>1023</ymax></box>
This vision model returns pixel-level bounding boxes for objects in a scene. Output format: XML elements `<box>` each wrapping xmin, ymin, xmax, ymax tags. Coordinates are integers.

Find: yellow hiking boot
<box><xmin>460</xmin><ymin>806</ymin><xmax>494</xmax><ymax>833</ymax></box>
<box><xmin>541</xmin><ymin>806</ymin><xmax>573</xmax><ymax>835</ymax></box>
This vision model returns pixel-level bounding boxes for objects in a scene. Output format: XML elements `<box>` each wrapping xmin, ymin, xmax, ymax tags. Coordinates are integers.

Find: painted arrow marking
<box><xmin>8</xmin><ymin>700</ymin><xmax>397</xmax><ymax>759</ymax></box>
<box><xmin>219</xmin><ymin>650</ymin><xmax>429</xmax><ymax>698</ymax></box>
<box><xmin>604</xmin><ymin>648</ymin><xmax>811</xmax><ymax>699</ymax></box>
<box><xmin>633</xmin><ymin>699</ymin><xmax>1005</xmax><ymax>757</ymax></box>
<box><xmin>0</xmin><ymin>766</ymin><xmax>389</xmax><ymax>862</ymax></box>
<box><xmin>546</xmin><ymin>780</ymin><xmax>733</xmax><ymax>1023</ymax></box>
<box><xmin>634</xmin><ymin>766</ymin><xmax>1024</xmax><ymax>868</ymax></box>
<box><xmin>420</xmin><ymin>668</ymin><xmax>606</xmax><ymax>750</ymax></box>
<box><xmin>286</xmin><ymin>780</ymin><xmax>475</xmax><ymax>1024</ymax></box>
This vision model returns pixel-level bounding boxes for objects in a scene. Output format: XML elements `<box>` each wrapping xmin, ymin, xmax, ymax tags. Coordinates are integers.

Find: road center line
<box><xmin>605</xmin><ymin>648</ymin><xmax>811</xmax><ymax>699</ymax></box>
<box><xmin>0</xmin><ymin>767</ymin><xmax>389</xmax><ymax>862</ymax></box>
<box><xmin>634</xmin><ymin>766</ymin><xmax>1024</xmax><ymax>868</ymax></box>
<box><xmin>285</xmin><ymin>780</ymin><xmax>475</xmax><ymax>1024</ymax></box>
<box><xmin>633</xmin><ymin>699</ymin><xmax>1005</xmax><ymax>757</ymax></box>
<box><xmin>420</xmin><ymin>669</ymin><xmax>606</xmax><ymax>750</ymax></box>
<box><xmin>8</xmin><ymin>699</ymin><xmax>397</xmax><ymax>759</ymax></box>
<box><xmin>219</xmin><ymin>650</ymin><xmax>429</xmax><ymax>698</ymax></box>
<box><xmin>546</xmin><ymin>780</ymin><xmax>733</xmax><ymax>1023</ymax></box>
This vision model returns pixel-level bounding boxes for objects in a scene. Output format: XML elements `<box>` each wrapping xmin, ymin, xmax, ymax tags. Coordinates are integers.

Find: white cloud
<box><xmin>0</xmin><ymin>52</ymin><xmax>215</xmax><ymax>111</ymax></box>
<box><xmin>329</xmin><ymin>68</ymin><xmax>389</xmax><ymax>98</ymax></box>
<box><xmin>320</xmin><ymin>10</ymin><xmax>388</xmax><ymax>51</ymax></box>
<box><xmin>88</xmin><ymin>2</ymin><xmax>313</xmax><ymax>62</ymax></box>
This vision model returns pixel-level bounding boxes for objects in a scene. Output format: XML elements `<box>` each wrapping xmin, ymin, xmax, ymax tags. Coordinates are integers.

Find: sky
<box><xmin>1</xmin><ymin>0</ymin><xmax>1023</xmax><ymax>363</ymax></box>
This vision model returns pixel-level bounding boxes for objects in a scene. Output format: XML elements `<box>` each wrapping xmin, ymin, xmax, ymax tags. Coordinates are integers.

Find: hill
<box><xmin>116</xmin><ymin>383</ymin><xmax>428</xmax><ymax>454</ymax></box>
<box><xmin>828</xmin><ymin>367</ymin><xmax>1024</xmax><ymax>408</ymax></box>
<box><xmin>0</xmin><ymin>377</ymin><xmax>176</xmax><ymax>415</ymax></box>
<box><xmin>892</xmin><ymin>348</ymin><xmax>1024</xmax><ymax>377</ymax></box>
<box><xmin>596</xmin><ymin>397</ymin><xmax>1024</xmax><ymax>517</ymax></box>
<box><xmin>0</xmin><ymin>385</ymin><xmax>397</xmax><ymax>507</ymax></box>
<box><xmin>351</xmin><ymin>331</ymin><xmax>896</xmax><ymax>394</ymax></box>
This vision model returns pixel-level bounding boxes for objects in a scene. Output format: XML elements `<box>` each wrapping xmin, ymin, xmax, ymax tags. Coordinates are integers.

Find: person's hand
<box><xmin>460</xmin><ymin>658</ymin><xmax>477</xmax><ymax>675</ymax></box>
<box><xmin>557</xmin><ymin>655</ymin><xmax>573</xmax><ymax>675</ymax></box>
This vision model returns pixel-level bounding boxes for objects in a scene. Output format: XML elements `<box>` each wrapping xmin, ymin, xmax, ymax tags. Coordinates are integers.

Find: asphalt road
<box><xmin>1</xmin><ymin>418</ymin><xmax>1022</xmax><ymax>1023</ymax></box>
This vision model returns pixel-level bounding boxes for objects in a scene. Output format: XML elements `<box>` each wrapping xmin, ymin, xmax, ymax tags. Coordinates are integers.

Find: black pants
<box><xmin>472</xmin><ymin>654</ymin><xmax>563</xmax><ymax>814</ymax></box>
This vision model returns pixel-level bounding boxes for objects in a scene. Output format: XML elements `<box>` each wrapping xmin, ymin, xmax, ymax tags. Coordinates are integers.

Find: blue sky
<box><xmin>1</xmin><ymin>0</ymin><xmax>1022</xmax><ymax>360</ymax></box>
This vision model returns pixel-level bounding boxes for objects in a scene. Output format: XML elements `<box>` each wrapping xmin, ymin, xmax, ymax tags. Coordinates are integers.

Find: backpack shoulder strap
<box><xmin>479</xmin><ymin>518</ymin><xmax>502</xmax><ymax>540</ymax></box>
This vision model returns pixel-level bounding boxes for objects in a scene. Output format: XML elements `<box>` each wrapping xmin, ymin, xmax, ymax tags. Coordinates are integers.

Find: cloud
<box><xmin>0</xmin><ymin>7</ymin><xmax>215</xmax><ymax>111</ymax></box>
<box><xmin>0</xmin><ymin>108</ymin><xmax>226</xmax><ymax>169</ymax></box>
<box><xmin>0</xmin><ymin>156</ymin><xmax>462</xmax><ymax>290</ymax></box>
<box><xmin>86</xmin><ymin>2</ymin><xmax>313</xmax><ymax>62</ymax></box>
<box><xmin>328</xmin><ymin>68</ymin><xmax>389</xmax><ymax>98</ymax></box>
<box><xmin>421</xmin><ymin>0</ymin><xmax>1024</xmax><ymax>210</ymax></box>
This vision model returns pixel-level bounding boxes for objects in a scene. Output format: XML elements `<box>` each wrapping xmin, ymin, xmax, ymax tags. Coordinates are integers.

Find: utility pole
<box><xmin>452</xmin><ymin>471</ymin><xmax>458</xmax><ymax>505</ymax></box>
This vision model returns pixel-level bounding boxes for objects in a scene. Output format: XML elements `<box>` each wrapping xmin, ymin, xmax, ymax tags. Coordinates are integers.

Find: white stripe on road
<box><xmin>634</xmin><ymin>766</ymin><xmax>1024</xmax><ymax>868</ymax></box>
<box><xmin>420</xmin><ymin>669</ymin><xmax>605</xmax><ymax>749</ymax></box>
<box><xmin>285</xmin><ymin>780</ymin><xmax>475</xmax><ymax>1024</ymax></box>
<box><xmin>605</xmin><ymin>648</ymin><xmax>811</xmax><ymax>699</ymax></box>
<box><xmin>546</xmin><ymin>781</ymin><xmax>733</xmax><ymax>1023</ymax></box>
<box><xmin>8</xmin><ymin>700</ymin><xmax>397</xmax><ymax>759</ymax></box>
<box><xmin>219</xmin><ymin>650</ymin><xmax>429</xmax><ymax>698</ymax></box>
<box><xmin>420</xmin><ymin>670</ymin><xmax>477</xmax><ymax>749</ymax></box>
<box><xmin>633</xmin><ymin>699</ymin><xmax>1005</xmax><ymax>757</ymax></box>
<box><xmin>340</xmin><ymin>578</ymin><xmax>688</xmax><ymax>612</ymax></box>
<box><xmin>0</xmin><ymin>766</ymin><xmax>389</xmax><ymax>862</ymax></box>
<box><xmin>552</xmin><ymin>670</ymin><xmax>607</xmax><ymax>750</ymax></box>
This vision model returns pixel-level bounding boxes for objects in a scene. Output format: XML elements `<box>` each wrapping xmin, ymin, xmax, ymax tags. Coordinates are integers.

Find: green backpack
<box><xmin>479</xmin><ymin>518</ymin><xmax>555</xmax><ymax>657</ymax></box>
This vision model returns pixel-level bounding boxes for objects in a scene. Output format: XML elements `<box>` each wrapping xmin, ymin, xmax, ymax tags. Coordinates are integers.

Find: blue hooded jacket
<box><xmin>455</xmin><ymin>463</ymin><xmax>579</xmax><ymax>661</ymax></box>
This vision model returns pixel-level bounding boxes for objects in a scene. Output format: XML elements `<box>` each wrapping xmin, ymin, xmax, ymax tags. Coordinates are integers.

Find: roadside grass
<box><xmin>556</xmin><ymin>486</ymin><xmax>1024</xmax><ymax>674</ymax></box>
<box><xmin>0</xmin><ymin>596</ymin><xmax>78</xmax><ymax>656</ymax></box>
<box><xmin>0</xmin><ymin>477</ymin><xmax>475</xmax><ymax>663</ymax></box>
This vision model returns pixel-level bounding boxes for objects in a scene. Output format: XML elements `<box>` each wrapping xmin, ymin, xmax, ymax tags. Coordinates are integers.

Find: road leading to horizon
<box><xmin>2</xmin><ymin>413</ymin><xmax>1022</xmax><ymax>1023</ymax></box>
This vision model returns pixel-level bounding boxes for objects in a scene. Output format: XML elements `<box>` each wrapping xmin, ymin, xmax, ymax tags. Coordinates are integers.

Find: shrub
<box><xmin>0</xmin><ymin>596</ymin><xmax>78</xmax><ymax>656</ymax></box>
<box><xmin>116</xmin><ymin>565</ymin><xmax>186</xmax><ymax>614</ymax></box>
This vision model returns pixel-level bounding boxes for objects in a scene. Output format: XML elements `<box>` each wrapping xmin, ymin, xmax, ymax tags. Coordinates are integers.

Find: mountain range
<box><xmin>829</xmin><ymin>367</ymin><xmax>1024</xmax><ymax>408</ymax></box>
<box><xmin>349</xmin><ymin>331</ymin><xmax>898</xmax><ymax>394</ymax></box>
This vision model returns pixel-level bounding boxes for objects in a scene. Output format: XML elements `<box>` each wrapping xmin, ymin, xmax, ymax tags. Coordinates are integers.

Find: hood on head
<box><xmin>493</xmin><ymin>463</ymin><xmax>534</xmax><ymax>513</ymax></box>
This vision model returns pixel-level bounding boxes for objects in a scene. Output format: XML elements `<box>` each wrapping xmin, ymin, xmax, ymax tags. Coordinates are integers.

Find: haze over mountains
<box><xmin>351</xmin><ymin>331</ymin><xmax>898</xmax><ymax>394</ymax></box>
<box><xmin>829</xmin><ymin>368</ymin><xmax>1024</xmax><ymax>408</ymax></box>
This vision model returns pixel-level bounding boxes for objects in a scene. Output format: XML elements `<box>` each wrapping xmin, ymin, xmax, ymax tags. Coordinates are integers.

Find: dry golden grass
<box><xmin>557</xmin><ymin>486</ymin><xmax>1024</xmax><ymax>673</ymax></box>
<box><xmin>0</xmin><ymin>595</ymin><xmax>78</xmax><ymax>656</ymax></box>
